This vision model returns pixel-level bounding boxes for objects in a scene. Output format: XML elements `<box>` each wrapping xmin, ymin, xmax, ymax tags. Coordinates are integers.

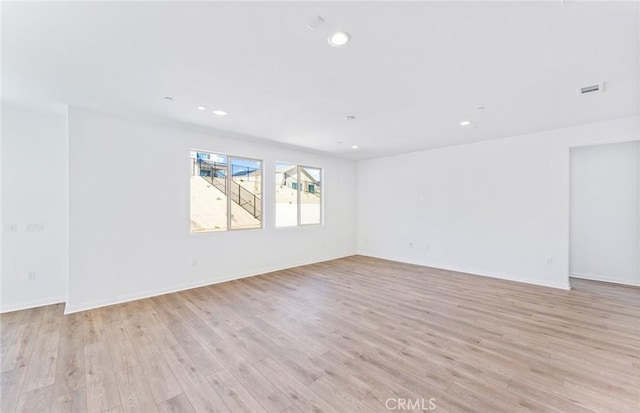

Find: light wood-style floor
<box><xmin>1</xmin><ymin>256</ymin><xmax>639</xmax><ymax>413</ymax></box>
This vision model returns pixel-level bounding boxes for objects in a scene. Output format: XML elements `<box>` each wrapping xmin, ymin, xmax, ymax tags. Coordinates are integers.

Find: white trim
<box><xmin>570</xmin><ymin>272</ymin><xmax>640</xmax><ymax>287</ymax></box>
<box><xmin>63</xmin><ymin>253</ymin><xmax>354</xmax><ymax>314</ymax></box>
<box><xmin>189</xmin><ymin>150</ymin><xmax>265</xmax><ymax>233</ymax></box>
<box><xmin>1</xmin><ymin>296</ymin><xmax>67</xmax><ymax>314</ymax></box>
<box><xmin>357</xmin><ymin>252</ymin><xmax>571</xmax><ymax>290</ymax></box>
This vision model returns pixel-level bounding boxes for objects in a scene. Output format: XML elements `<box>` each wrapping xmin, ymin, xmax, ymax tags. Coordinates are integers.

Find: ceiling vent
<box><xmin>580</xmin><ymin>83</ymin><xmax>604</xmax><ymax>95</ymax></box>
<box><xmin>307</xmin><ymin>16</ymin><xmax>325</xmax><ymax>30</ymax></box>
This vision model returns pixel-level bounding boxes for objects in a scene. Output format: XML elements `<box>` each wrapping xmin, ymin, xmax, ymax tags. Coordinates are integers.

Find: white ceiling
<box><xmin>3</xmin><ymin>1</ymin><xmax>638</xmax><ymax>160</ymax></box>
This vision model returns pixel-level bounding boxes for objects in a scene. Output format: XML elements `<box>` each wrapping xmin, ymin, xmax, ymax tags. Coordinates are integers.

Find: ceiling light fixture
<box><xmin>345</xmin><ymin>115</ymin><xmax>356</xmax><ymax>121</ymax></box>
<box><xmin>198</xmin><ymin>106</ymin><xmax>206</xmax><ymax>110</ymax></box>
<box><xmin>328</xmin><ymin>31</ymin><xmax>351</xmax><ymax>47</ymax></box>
<box><xmin>212</xmin><ymin>110</ymin><xmax>228</xmax><ymax>116</ymax></box>
<box><xmin>460</xmin><ymin>120</ymin><xmax>472</xmax><ymax>126</ymax></box>
<box><xmin>352</xmin><ymin>145</ymin><xmax>359</xmax><ymax>149</ymax></box>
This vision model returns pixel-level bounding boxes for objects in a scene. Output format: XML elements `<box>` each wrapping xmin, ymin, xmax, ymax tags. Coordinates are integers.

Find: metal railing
<box><xmin>194</xmin><ymin>159</ymin><xmax>262</xmax><ymax>220</ymax></box>
<box><xmin>231</xmin><ymin>181</ymin><xmax>262</xmax><ymax>220</ymax></box>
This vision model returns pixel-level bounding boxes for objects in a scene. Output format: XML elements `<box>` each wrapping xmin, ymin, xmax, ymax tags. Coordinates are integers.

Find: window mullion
<box><xmin>297</xmin><ymin>165</ymin><xmax>301</xmax><ymax>226</ymax></box>
<box><xmin>227</xmin><ymin>158</ymin><xmax>232</xmax><ymax>231</ymax></box>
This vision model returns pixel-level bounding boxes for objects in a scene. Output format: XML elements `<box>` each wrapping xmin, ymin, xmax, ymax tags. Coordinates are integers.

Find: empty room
<box><xmin>1</xmin><ymin>1</ymin><xmax>639</xmax><ymax>412</ymax></box>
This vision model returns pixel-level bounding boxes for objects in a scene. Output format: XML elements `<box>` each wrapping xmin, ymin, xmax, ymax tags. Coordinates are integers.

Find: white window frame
<box><xmin>276</xmin><ymin>162</ymin><xmax>323</xmax><ymax>227</ymax></box>
<box><xmin>191</xmin><ymin>149</ymin><xmax>264</xmax><ymax>233</ymax></box>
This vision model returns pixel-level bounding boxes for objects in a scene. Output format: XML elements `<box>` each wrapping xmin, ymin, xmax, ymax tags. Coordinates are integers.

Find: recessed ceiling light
<box><xmin>352</xmin><ymin>145</ymin><xmax>358</xmax><ymax>149</ymax></box>
<box><xmin>345</xmin><ymin>115</ymin><xmax>356</xmax><ymax>121</ymax></box>
<box><xmin>460</xmin><ymin>120</ymin><xmax>472</xmax><ymax>126</ymax></box>
<box><xmin>164</xmin><ymin>96</ymin><xmax>174</xmax><ymax>101</ymax></box>
<box><xmin>198</xmin><ymin>106</ymin><xmax>206</xmax><ymax>110</ymax></box>
<box><xmin>212</xmin><ymin>110</ymin><xmax>228</xmax><ymax>116</ymax></box>
<box><xmin>328</xmin><ymin>31</ymin><xmax>351</xmax><ymax>47</ymax></box>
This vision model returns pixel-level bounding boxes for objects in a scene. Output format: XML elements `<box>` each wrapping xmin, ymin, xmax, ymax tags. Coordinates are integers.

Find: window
<box><xmin>275</xmin><ymin>162</ymin><xmax>322</xmax><ymax>227</ymax></box>
<box><xmin>190</xmin><ymin>150</ymin><xmax>262</xmax><ymax>233</ymax></box>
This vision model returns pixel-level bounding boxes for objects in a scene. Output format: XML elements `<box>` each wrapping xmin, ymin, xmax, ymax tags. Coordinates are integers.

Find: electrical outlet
<box><xmin>547</xmin><ymin>257</ymin><xmax>553</xmax><ymax>265</ymax></box>
<box><xmin>3</xmin><ymin>224</ymin><xmax>17</xmax><ymax>233</ymax></box>
<box><xmin>26</xmin><ymin>222</ymin><xmax>44</xmax><ymax>232</ymax></box>
<box><xmin>27</xmin><ymin>271</ymin><xmax>36</xmax><ymax>280</ymax></box>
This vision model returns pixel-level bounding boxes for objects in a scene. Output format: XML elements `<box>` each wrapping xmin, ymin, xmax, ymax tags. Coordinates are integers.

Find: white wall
<box><xmin>66</xmin><ymin>107</ymin><xmax>357</xmax><ymax>313</ymax></box>
<box><xmin>358</xmin><ymin>117</ymin><xmax>639</xmax><ymax>290</ymax></box>
<box><xmin>1</xmin><ymin>104</ymin><xmax>68</xmax><ymax>312</ymax></box>
<box><xmin>2</xmin><ymin>104</ymin><xmax>636</xmax><ymax>314</ymax></box>
<box><xmin>570</xmin><ymin>141</ymin><xmax>639</xmax><ymax>285</ymax></box>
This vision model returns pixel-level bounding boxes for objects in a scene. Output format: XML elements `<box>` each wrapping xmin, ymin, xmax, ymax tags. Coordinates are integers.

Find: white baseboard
<box><xmin>1</xmin><ymin>296</ymin><xmax>67</xmax><ymax>314</ymax></box>
<box><xmin>356</xmin><ymin>251</ymin><xmax>571</xmax><ymax>290</ymax></box>
<box><xmin>570</xmin><ymin>272</ymin><xmax>640</xmax><ymax>287</ymax></box>
<box><xmin>63</xmin><ymin>253</ymin><xmax>355</xmax><ymax>314</ymax></box>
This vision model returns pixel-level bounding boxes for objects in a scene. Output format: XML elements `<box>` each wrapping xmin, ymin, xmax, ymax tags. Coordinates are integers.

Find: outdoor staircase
<box><xmin>197</xmin><ymin>163</ymin><xmax>262</xmax><ymax>221</ymax></box>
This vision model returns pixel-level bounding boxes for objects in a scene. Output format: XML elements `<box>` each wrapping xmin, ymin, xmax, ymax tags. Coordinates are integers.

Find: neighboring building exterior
<box><xmin>276</xmin><ymin>164</ymin><xmax>321</xmax><ymax>194</ymax></box>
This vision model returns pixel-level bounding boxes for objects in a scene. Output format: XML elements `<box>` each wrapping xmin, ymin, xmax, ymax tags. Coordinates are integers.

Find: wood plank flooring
<box><xmin>1</xmin><ymin>255</ymin><xmax>639</xmax><ymax>412</ymax></box>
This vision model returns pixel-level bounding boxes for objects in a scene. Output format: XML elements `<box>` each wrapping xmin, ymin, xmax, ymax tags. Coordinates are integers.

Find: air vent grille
<box><xmin>580</xmin><ymin>83</ymin><xmax>604</xmax><ymax>95</ymax></box>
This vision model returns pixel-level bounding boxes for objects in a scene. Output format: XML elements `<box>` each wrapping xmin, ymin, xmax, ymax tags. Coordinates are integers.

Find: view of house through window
<box><xmin>300</xmin><ymin>166</ymin><xmax>322</xmax><ymax>225</ymax></box>
<box><xmin>190</xmin><ymin>150</ymin><xmax>262</xmax><ymax>233</ymax></box>
<box><xmin>276</xmin><ymin>162</ymin><xmax>322</xmax><ymax>226</ymax></box>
